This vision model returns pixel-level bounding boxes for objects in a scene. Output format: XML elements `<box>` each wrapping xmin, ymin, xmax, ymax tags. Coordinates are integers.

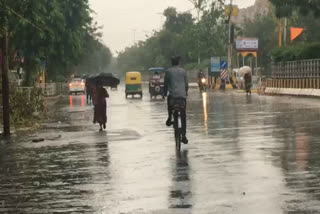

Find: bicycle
<box><xmin>171</xmin><ymin>99</ymin><xmax>186</xmax><ymax>151</ymax></box>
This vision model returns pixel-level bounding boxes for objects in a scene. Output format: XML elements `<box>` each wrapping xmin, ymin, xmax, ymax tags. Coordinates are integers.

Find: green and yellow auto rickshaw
<box><xmin>125</xmin><ymin>71</ymin><xmax>143</xmax><ymax>98</ymax></box>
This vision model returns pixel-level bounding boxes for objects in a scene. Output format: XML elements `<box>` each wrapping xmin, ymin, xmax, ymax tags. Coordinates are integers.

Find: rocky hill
<box><xmin>232</xmin><ymin>0</ymin><xmax>271</xmax><ymax>26</ymax></box>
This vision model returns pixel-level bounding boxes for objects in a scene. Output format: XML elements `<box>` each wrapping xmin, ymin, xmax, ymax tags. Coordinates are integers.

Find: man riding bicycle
<box><xmin>164</xmin><ymin>55</ymin><xmax>189</xmax><ymax>144</ymax></box>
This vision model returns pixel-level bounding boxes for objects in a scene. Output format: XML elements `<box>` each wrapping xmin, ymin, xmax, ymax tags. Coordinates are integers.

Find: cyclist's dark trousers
<box><xmin>170</xmin><ymin>97</ymin><xmax>187</xmax><ymax>136</ymax></box>
<box><xmin>178</xmin><ymin>107</ymin><xmax>187</xmax><ymax>136</ymax></box>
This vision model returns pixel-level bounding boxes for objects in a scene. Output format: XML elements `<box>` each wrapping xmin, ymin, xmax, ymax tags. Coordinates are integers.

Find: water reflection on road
<box><xmin>169</xmin><ymin>150</ymin><xmax>192</xmax><ymax>210</ymax></box>
<box><xmin>1</xmin><ymin>87</ymin><xmax>320</xmax><ymax>213</ymax></box>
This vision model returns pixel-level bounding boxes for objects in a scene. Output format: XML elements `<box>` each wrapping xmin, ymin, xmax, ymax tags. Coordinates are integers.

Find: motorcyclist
<box><xmin>198</xmin><ymin>69</ymin><xmax>205</xmax><ymax>80</ymax></box>
<box><xmin>164</xmin><ymin>55</ymin><xmax>189</xmax><ymax>144</ymax></box>
<box><xmin>198</xmin><ymin>69</ymin><xmax>205</xmax><ymax>87</ymax></box>
<box><xmin>153</xmin><ymin>71</ymin><xmax>160</xmax><ymax>80</ymax></box>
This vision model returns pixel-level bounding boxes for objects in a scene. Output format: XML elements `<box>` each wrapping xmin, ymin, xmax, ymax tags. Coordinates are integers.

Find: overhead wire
<box><xmin>0</xmin><ymin>3</ymin><xmax>46</xmax><ymax>33</ymax></box>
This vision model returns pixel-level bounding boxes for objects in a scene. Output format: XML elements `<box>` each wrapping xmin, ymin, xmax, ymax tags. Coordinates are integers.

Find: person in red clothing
<box><xmin>93</xmin><ymin>81</ymin><xmax>109</xmax><ymax>131</ymax></box>
<box><xmin>244</xmin><ymin>73</ymin><xmax>252</xmax><ymax>95</ymax></box>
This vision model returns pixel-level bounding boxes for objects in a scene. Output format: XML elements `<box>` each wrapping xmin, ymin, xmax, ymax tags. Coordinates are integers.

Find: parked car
<box><xmin>69</xmin><ymin>78</ymin><xmax>85</xmax><ymax>95</ymax></box>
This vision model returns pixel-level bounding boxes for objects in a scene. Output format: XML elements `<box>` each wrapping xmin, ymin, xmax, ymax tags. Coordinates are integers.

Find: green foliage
<box><xmin>196</xmin><ymin>6</ymin><xmax>227</xmax><ymax>57</ymax></box>
<box><xmin>241</xmin><ymin>3</ymin><xmax>320</xmax><ymax>66</ymax></box>
<box><xmin>289</xmin><ymin>11</ymin><xmax>320</xmax><ymax>43</ymax></box>
<box><xmin>185</xmin><ymin>59</ymin><xmax>211</xmax><ymax>70</ymax></box>
<box><xmin>9</xmin><ymin>83</ymin><xmax>44</xmax><ymax>126</ymax></box>
<box><xmin>117</xmin><ymin>3</ymin><xmax>227</xmax><ymax>75</ymax></box>
<box><xmin>271</xmin><ymin>43</ymin><xmax>320</xmax><ymax>62</ymax></box>
<box><xmin>163</xmin><ymin>7</ymin><xmax>194</xmax><ymax>33</ymax></box>
<box><xmin>1</xmin><ymin>0</ymin><xmax>111</xmax><ymax>85</ymax></box>
<box><xmin>58</xmin><ymin>35</ymin><xmax>112</xmax><ymax>78</ymax></box>
<box><xmin>269</xmin><ymin>0</ymin><xmax>320</xmax><ymax>17</ymax></box>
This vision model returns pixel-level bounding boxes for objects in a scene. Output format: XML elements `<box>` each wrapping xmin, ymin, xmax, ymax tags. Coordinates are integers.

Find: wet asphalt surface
<box><xmin>1</xmin><ymin>85</ymin><xmax>320</xmax><ymax>213</ymax></box>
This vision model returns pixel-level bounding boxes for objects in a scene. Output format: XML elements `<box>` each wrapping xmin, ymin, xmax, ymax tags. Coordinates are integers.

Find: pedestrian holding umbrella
<box><xmin>93</xmin><ymin>80</ymin><xmax>109</xmax><ymax>131</ymax></box>
<box><xmin>239</xmin><ymin>66</ymin><xmax>253</xmax><ymax>95</ymax></box>
<box><xmin>88</xmin><ymin>72</ymin><xmax>120</xmax><ymax>88</ymax></box>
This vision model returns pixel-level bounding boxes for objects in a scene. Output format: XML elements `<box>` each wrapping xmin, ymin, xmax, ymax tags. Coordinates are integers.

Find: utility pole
<box><xmin>283</xmin><ymin>17</ymin><xmax>287</xmax><ymax>46</ymax></box>
<box><xmin>0</xmin><ymin>0</ymin><xmax>11</xmax><ymax>137</ymax></box>
<box><xmin>278</xmin><ymin>18</ymin><xmax>282</xmax><ymax>47</ymax></box>
<box><xmin>227</xmin><ymin>0</ymin><xmax>233</xmax><ymax>83</ymax></box>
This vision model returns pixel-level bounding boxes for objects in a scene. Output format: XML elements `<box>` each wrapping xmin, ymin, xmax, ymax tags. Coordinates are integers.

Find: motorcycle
<box><xmin>199</xmin><ymin>77</ymin><xmax>207</xmax><ymax>92</ymax></box>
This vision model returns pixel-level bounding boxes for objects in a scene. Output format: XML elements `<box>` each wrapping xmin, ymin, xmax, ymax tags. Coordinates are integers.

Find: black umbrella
<box><xmin>88</xmin><ymin>72</ymin><xmax>120</xmax><ymax>87</ymax></box>
<box><xmin>81</xmin><ymin>74</ymin><xmax>91</xmax><ymax>79</ymax></box>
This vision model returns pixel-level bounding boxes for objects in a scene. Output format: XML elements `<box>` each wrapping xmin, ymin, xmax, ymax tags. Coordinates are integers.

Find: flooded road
<box><xmin>1</xmin><ymin>86</ymin><xmax>320</xmax><ymax>213</ymax></box>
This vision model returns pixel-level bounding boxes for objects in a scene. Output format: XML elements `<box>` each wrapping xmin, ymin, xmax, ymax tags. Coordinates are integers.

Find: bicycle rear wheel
<box><xmin>173</xmin><ymin>112</ymin><xmax>181</xmax><ymax>151</ymax></box>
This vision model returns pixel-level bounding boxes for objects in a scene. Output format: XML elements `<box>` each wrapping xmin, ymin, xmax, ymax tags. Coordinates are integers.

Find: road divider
<box><xmin>265</xmin><ymin>87</ymin><xmax>320</xmax><ymax>97</ymax></box>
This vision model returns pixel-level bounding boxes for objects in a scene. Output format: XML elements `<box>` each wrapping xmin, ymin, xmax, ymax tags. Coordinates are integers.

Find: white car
<box><xmin>69</xmin><ymin>78</ymin><xmax>85</xmax><ymax>95</ymax></box>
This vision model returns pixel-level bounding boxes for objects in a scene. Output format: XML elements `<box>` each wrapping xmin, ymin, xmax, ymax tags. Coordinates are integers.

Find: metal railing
<box><xmin>17</xmin><ymin>87</ymin><xmax>33</xmax><ymax>100</ymax></box>
<box><xmin>271</xmin><ymin>59</ymin><xmax>320</xmax><ymax>79</ymax></box>
<box><xmin>35</xmin><ymin>82</ymin><xmax>68</xmax><ymax>96</ymax></box>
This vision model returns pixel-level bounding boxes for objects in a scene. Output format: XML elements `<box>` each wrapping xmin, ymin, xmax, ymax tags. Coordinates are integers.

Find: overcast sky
<box><xmin>89</xmin><ymin>0</ymin><xmax>255</xmax><ymax>55</ymax></box>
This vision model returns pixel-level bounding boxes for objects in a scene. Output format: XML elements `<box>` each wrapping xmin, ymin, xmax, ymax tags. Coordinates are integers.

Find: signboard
<box><xmin>236</xmin><ymin>38</ymin><xmax>258</xmax><ymax>51</ymax></box>
<box><xmin>220</xmin><ymin>61</ymin><xmax>227</xmax><ymax>69</ymax></box>
<box><xmin>220</xmin><ymin>68</ymin><xmax>229</xmax><ymax>80</ymax></box>
<box><xmin>225</xmin><ymin>5</ymin><xmax>239</xmax><ymax>17</ymax></box>
<box><xmin>210</xmin><ymin>57</ymin><xmax>220</xmax><ymax>73</ymax></box>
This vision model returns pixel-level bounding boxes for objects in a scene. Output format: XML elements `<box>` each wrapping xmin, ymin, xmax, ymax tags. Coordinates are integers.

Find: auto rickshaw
<box><xmin>125</xmin><ymin>71</ymin><xmax>143</xmax><ymax>98</ymax></box>
<box><xmin>148</xmin><ymin>68</ymin><xmax>165</xmax><ymax>99</ymax></box>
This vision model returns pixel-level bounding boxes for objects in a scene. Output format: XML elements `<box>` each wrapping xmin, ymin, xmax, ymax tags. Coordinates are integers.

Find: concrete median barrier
<box><xmin>265</xmin><ymin>87</ymin><xmax>320</xmax><ymax>97</ymax></box>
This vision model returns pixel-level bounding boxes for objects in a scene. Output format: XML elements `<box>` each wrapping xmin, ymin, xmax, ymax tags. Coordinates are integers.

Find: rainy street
<box><xmin>1</xmin><ymin>86</ymin><xmax>320</xmax><ymax>214</ymax></box>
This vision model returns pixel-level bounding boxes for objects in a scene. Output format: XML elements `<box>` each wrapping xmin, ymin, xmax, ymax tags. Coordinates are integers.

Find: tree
<box><xmin>73</xmin><ymin>37</ymin><xmax>112</xmax><ymax>77</ymax></box>
<box><xmin>197</xmin><ymin>4</ymin><xmax>227</xmax><ymax>58</ymax></box>
<box><xmin>117</xmin><ymin>5</ymin><xmax>228</xmax><ymax>73</ymax></box>
<box><xmin>269</xmin><ymin>0</ymin><xmax>320</xmax><ymax>17</ymax></box>
<box><xmin>0</xmin><ymin>0</ymin><xmax>11</xmax><ymax>136</ymax></box>
<box><xmin>187</xmin><ymin>0</ymin><xmax>207</xmax><ymax>21</ymax></box>
<box><xmin>0</xmin><ymin>0</ymin><xmax>111</xmax><ymax>136</ymax></box>
<box><xmin>163</xmin><ymin>7</ymin><xmax>194</xmax><ymax>34</ymax></box>
<box><xmin>5</xmin><ymin>0</ymin><xmax>111</xmax><ymax>84</ymax></box>
<box><xmin>288</xmin><ymin>11</ymin><xmax>320</xmax><ymax>43</ymax></box>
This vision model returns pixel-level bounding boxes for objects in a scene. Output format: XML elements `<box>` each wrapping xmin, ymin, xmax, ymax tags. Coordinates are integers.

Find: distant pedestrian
<box><xmin>93</xmin><ymin>81</ymin><xmax>109</xmax><ymax>131</ymax></box>
<box><xmin>92</xmin><ymin>86</ymin><xmax>97</xmax><ymax>123</ymax></box>
<box><xmin>244</xmin><ymin>73</ymin><xmax>252</xmax><ymax>95</ymax></box>
<box><xmin>85</xmin><ymin>81</ymin><xmax>93</xmax><ymax>104</ymax></box>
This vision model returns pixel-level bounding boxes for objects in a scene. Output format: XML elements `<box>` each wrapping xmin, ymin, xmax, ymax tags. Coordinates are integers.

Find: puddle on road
<box><xmin>21</xmin><ymin>128</ymin><xmax>141</xmax><ymax>149</ymax></box>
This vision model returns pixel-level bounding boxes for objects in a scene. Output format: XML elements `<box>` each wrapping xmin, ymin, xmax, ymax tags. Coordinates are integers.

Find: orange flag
<box><xmin>290</xmin><ymin>27</ymin><xmax>305</xmax><ymax>42</ymax></box>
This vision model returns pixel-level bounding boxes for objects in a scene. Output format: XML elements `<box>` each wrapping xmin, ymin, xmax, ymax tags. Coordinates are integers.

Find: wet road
<box><xmin>1</xmin><ymin>86</ymin><xmax>320</xmax><ymax>213</ymax></box>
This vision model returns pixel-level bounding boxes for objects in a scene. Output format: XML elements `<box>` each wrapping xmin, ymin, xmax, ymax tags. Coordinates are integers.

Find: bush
<box><xmin>271</xmin><ymin>43</ymin><xmax>320</xmax><ymax>62</ymax></box>
<box><xmin>9</xmin><ymin>84</ymin><xmax>45</xmax><ymax>126</ymax></box>
<box><xmin>185</xmin><ymin>58</ymin><xmax>211</xmax><ymax>70</ymax></box>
